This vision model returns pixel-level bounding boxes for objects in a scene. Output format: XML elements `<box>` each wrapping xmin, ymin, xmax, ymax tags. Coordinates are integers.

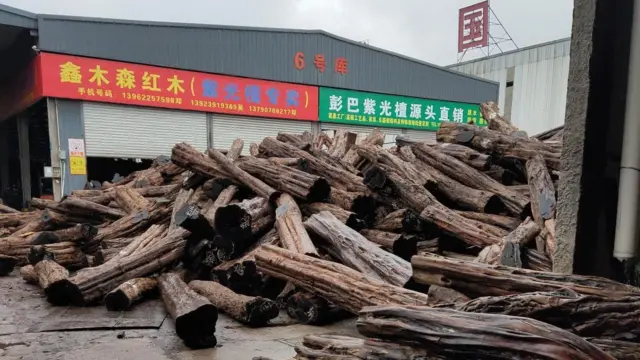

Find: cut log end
<box><xmin>307</xmin><ymin>179</ymin><xmax>331</xmax><ymax>203</ymax></box>
<box><xmin>0</xmin><ymin>255</ymin><xmax>18</xmax><ymax>276</ymax></box>
<box><xmin>484</xmin><ymin>194</ymin><xmax>508</xmax><ymax>214</ymax></box>
<box><xmin>214</xmin><ymin>205</ymin><xmax>252</xmax><ymax>241</ymax></box>
<box><xmin>245</xmin><ymin>298</ymin><xmax>280</xmax><ymax>327</ymax></box>
<box><xmin>104</xmin><ymin>290</ymin><xmax>133</xmax><ymax>311</ymax></box>
<box><xmin>175</xmin><ymin>304</ymin><xmax>219</xmax><ymax>342</ymax></box>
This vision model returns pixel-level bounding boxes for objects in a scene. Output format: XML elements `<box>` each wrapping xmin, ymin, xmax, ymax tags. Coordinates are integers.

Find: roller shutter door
<box><xmin>83</xmin><ymin>102</ymin><xmax>207</xmax><ymax>158</ymax></box>
<box><xmin>320</xmin><ymin>123</ymin><xmax>403</xmax><ymax>148</ymax></box>
<box><xmin>404</xmin><ymin>129</ymin><xmax>437</xmax><ymax>145</ymax></box>
<box><xmin>211</xmin><ymin>114</ymin><xmax>313</xmax><ymax>155</ymax></box>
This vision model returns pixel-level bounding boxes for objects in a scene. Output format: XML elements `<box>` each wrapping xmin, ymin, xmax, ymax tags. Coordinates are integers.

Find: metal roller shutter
<box><xmin>83</xmin><ymin>102</ymin><xmax>207</xmax><ymax>158</ymax></box>
<box><xmin>211</xmin><ymin>114</ymin><xmax>313</xmax><ymax>155</ymax></box>
<box><xmin>404</xmin><ymin>129</ymin><xmax>437</xmax><ymax>144</ymax></box>
<box><xmin>320</xmin><ymin>123</ymin><xmax>403</xmax><ymax>148</ymax></box>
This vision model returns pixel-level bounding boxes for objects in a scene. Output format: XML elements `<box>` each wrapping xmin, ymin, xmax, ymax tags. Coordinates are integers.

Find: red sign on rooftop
<box><xmin>458</xmin><ymin>1</ymin><xmax>489</xmax><ymax>53</ymax></box>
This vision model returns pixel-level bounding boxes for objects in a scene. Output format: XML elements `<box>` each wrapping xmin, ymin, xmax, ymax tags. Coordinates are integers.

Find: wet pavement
<box><xmin>0</xmin><ymin>273</ymin><xmax>358</xmax><ymax>359</ymax></box>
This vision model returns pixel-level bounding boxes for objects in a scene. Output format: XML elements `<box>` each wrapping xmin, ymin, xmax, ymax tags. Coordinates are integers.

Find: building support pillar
<box><xmin>555</xmin><ymin>0</ymin><xmax>634</xmax><ymax>276</ymax></box>
<box><xmin>47</xmin><ymin>98</ymin><xmax>62</xmax><ymax>201</ymax></box>
<box><xmin>17</xmin><ymin>115</ymin><xmax>31</xmax><ymax>209</ymax></box>
<box><xmin>0</xmin><ymin>123</ymin><xmax>9</xmax><ymax>200</ymax></box>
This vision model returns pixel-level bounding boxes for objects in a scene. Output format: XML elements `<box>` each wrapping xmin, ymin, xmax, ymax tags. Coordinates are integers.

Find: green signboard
<box><xmin>318</xmin><ymin>88</ymin><xmax>487</xmax><ymax>131</ymax></box>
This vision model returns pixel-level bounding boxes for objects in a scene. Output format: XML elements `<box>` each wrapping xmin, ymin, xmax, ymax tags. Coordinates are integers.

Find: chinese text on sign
<box><xmin>318</xmin><ymin>88</ymin><xmax>487</xmax><ymax>131</ymax></box>
<box><xmin>42</xmin><ymin>53</ymin><xmax>319</xmax><ymax>121</ymax></box>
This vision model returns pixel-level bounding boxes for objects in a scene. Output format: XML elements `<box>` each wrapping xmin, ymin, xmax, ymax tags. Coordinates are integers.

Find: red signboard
<box><xmin>38</xmin><ymin>53</ymin><xmax>319</xmax><ymax>121</ymax></box>
<box><xmin>458</xmin><ymin>1</ymin><xmax>489</xmax><ymax>53</ymax></box>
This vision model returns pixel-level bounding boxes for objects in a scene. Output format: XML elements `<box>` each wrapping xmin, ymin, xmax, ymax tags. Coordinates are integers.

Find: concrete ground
<box><xmin>0</xmin><ymin>273</ymin><xmax>358</xmax><ymax>360</ymax></box>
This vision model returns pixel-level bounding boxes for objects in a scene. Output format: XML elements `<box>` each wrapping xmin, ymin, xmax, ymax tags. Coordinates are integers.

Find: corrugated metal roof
<box><xmin>0</xmin><ymin>4</ymin><xmax>37</xmax><ymax>29</ymax></box>
<box><xmin>33</xmin><ymin>12</ymin><xmax>495</xmax><ymax>85</ymax></box>
<box><xmin>447</xmin><ymin>37</ymin><xmax>571</xmax><ymax>72</ymax></box>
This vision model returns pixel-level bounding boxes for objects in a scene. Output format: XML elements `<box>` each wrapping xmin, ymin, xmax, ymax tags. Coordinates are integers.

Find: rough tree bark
<box><xmin>189</xmin><ymin>280</ymin><xmax>279</xmax><ymax>327</ymax></box>
<box><xmin>34</xmin><ymin>259</ymin><xmax>70</xmax><ymax>306</ymax></box>
<box><xmin>357</xmin><ymin>305</ymin><xmax>613</xmax><ymax>359</ymax></box>
<box><xmin>327</xmin><ymin>130</ymin><xmax>357</xmax><ymax>158</ymax></box>
<box><xmin>301</xmin><ymin>203</ymin><xmax>367</xmax><ymax>231</ymax></box>
<box><xmin>359</xmin><ymin>229</ymin><xmax>419</xmax><ymax>261</ymax></box>
<box><xmin>342</xmin><ymin>129</ymin><xmax>384</xmax><ymax>167</ymax></box>
<box><xmin>526</xmin><ymin>154</ymin><xmax>557</xmax><ymax>258</ymax></box>
<box><xmin>157</xmin><ymin>272</ymin><xmax>218</xmax><ymax>349</ymax></box>
<box><xmin>254</xmin><ymin>245</ymin><xmax>429</xmax><ymax>314</ymax></box>
<box><xmin>436</xmin><ymin>122</ymin><xmax>560</xmax><ymax>170</ymax></box>
<box><xmin>274</xmin><ymin>193</ymin><xmax>318</xmax><ymax>257</ymax></box>
<box><xmin>104</xmin><ymin>277</ymin><xmax>158</xmax><ymax>311</ymax></box>
<box><xmin>305</xmin><ymin>211</ymin><xmax>412</xmax><ymax>287</ymax></box>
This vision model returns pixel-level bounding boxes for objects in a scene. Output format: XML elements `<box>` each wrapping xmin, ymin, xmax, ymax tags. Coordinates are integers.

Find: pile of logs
<box><xmin>2</xmin><ymin>102</ymin><xmax>638</xmax><ymax>358</ymax></box>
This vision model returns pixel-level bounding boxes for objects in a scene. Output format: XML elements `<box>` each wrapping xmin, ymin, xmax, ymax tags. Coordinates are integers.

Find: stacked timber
<box><xmin>4</xmin><ymin>103</ymin><xmax>639</xmax><ymax>358</ymax></box>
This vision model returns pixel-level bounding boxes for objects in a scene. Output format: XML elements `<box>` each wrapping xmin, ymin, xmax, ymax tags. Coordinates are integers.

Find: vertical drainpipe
<box><xmin>614</xmin><ymin>0</ymin><xmax>640</xmax><ymax>261</ymax></box>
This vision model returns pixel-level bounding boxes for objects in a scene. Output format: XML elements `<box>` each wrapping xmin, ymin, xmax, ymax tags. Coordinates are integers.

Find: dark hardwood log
<box><xmin>327</xmin><ymin>129</ymin><xmax>358</xmax><ymax>158</ymax></box>
<box><xmin>174</xmin><ymin>204</ymin><xmax>216</xmax><ymax>240</ymax></box>
<box><xmin>313</xmin><ymin>132</ymin><xmax>333</xmax><ymax>150</ymax></box>
<box><xmin>309</xmin><ymin>147</ymin><xmax>360</xmax><ymax>175</ymax></box>
<box><xmin>397</xmin><ymin>146</ymin><xmax>505</xmax><ymax>213</ymax></box>
<box><xmin>285</xmin><ymin>291</ymin><xmax>351</xmax><ymax>325</ymax></box>
<box><xmin>411</xmin><ymin>143</ymin><xmax>529</xmax><ymax>216</ymax></box>
<box><xmin>342</xmin><ymin>128</ymin><xmax>385</xmax><ymax>167</ymax></box>
<box><xmin>237</xmin><ymin>157</ymin><xmax>330</xmax><ymax>202</ymax></box>
<box><xmin>249</xmin><ymin>143</ymin><xmax>260</xmax><ymax>156</ymax></box>
<box><xmin>93</xmin><ymin>204</ymin><xmax>172</xmax><ymax>245</ymax></box>
<box><xmin>360</xmin><ymin>339</ymin><xmax>435</xmax><ymax>360</ymax></box>
<box><xmin>450</xmin><ymin>288</ymin><xmax>640</xmax><ymax>342</ymax></box>
<box><xmin>508</xmin><ymin>184</ymin><xmax>531</xmax><ymax>197</ymax></box>
<box><xmin>523</xmin><ymin>248</ymin><xmax>552</xmax><ymax>271</ymax></box>
<box><xmin>431</xmin><ymin>142</ymin><xmax>492</xmax><ymax>170</ymax></box>
<box><xmin>157</xmin><ymin>272</ymin><xmax>218</xmax><ymax>349</ymax></box>
<box><xmin>266</xmin><ymin>157</ymin><xmax>305</xmax><ymax>168</ymax></box>
<box><xmin>427</xmin><ymin>285</ymin><xmax>470</xmax><ymax>306</ymax></box>
<box><xmin>411</xmin><ymin>253</ymin><xmax>640</xmax><ymax>298</ymax></box>
<box><xmin>294</xmin><ymin>334</ymin><xmax>363</xmax><ymax>359</ymax></box>
<box><xmin>476</xmin><ymin>217</ymin><xmax>540</xmax><ymax>267</ymax></box>
<box><xmin>60</xmin><ymin>196</ymin><xmax>126</xmax><ymax>220</ymax></box>
<box><xmin>276</xmin><ymin>132</ymin><xmax>310</xmax><ymax>149</ymax></box>
<box><xmin>588</xmin><ymin>338</ymin><xmax>640</xmax><ymax>360</ymax></box>
<box><xmin>416</xmin><ymin>238</ymin><xmax>439</xmax><ymax>253</ymax></box>
<box><xmin>357</xmin><ymin>305</ymin><xmax>613</xmax><ymax>359</ymax></box>
<box><xmin>327</xmin><ymin>187</ymin><xmax>375</xmax><ymax>221</ymax></box>
<box><xmin>484</xmin><ymin>164</ymin><xmax>518</xmax><ymax>185</ymax></box>
<box><xmin>104</xmin><ymin>277</ymin><xmax>158</xmax><ymax>311</ymax></box>
<box><xmin>30</xmin><ymin>223</ymin><xmax>98</xmax><ymax>246</ymax></box>
<box><xmin>275</xmin><ymin>193</ymin><xmax>318</xmax><ymax>257</ymax></box>
<box><xmin>226</xmin><ymin>138</ymin><xmax>245</xmax><ymax>160</ymax></box>
<box><xmin>254</xmin><ymin>245</ymin><xmax>429</xmax><ymax>314</ymax></box>
<box><xmin>259</xmin><ymin>137</ymin><xmax>367</xmax><ymax>192</ymax></box>
<box><xmin>437</xmin><ymin>121</ymin><xmax>560</xmax><ymax>170</ymax></box>
<box><xmin>34</xmin><ymin>259</ymin><xmax>71</xmax><ymax>306</ymax></box>
<box><xmin>60</xmin><ymin>228</ymin><xmax>188</xmax><ymax>306</ymax></box>
<box><xmin>454</xmin><ymin>210</ymin><xmax>520</xmax><ymax>230</ymax></box>
<box><xmin>208</xmin><ymin>149</ymin><xmax>281</xmax><ymax>203</ymax></box>
<box><xmin>172</xmin><ymin>142</ymin><xmax>227</xmax><ymax>179</ymax></box>
<box><xmin>28</xmin><ymin>242</ymin><xmax>88</xmax><ymax>269</ymax></box>
<box><xmin>356</xmin><ymin>144</ymin><xmax>435</xmax><ymax>189</ymax></box>
<box><xmin>114</xmin><ymin>186</ymin><xmax>151</xmax><ymax>214</ymax></box>
<box><xmin>374</xmin><ymin>209</ymin><xmax>427</xmax><ymax>233</ymax></box>
<box><xmin>0</xmin><ymin>254</ymin><xmax>17</xmax><ymax>276</ymax></box>
<box><xmin>30</xmin><ymin>197</ymin><xmax>56</xmax><ymax>210</ymax></box>
<box><xmin>359</xmin><ymin>229</ymin><xmax>419</xmax><ymax>261</ymax></box>
<box><xmin>20</xmin><ymin>264</ymin><xmax>38</xmax><ymax>284</ymax></box>
<box><xmin>420</xmin><ymin>205</ymin><xmax>503</xmax><ymax>247</ymax></box>
<box><xmin>190</xmin><ymin>280</ymin><xmax>279</xmax><ymax>327</ymax></box>
<box><xmin>481</xmin><ymin>101</ymin><xmax>522</xmax><ymax>135</ymax></box>
<box><xmin>301</xmin><ymin>203</ymin><xmax>367</xmax><ymax>231</ymax></box>
<box><xmin>0</xmin><ymin>211</ymin><xmax>39</xmax><ymax>228</ymax></box>
<box><xmin>0</xmin><ymin>203</ymin><xmax>19</xmax><ymax>213</ymax></box>
<box><xmin>215</xmin><ymin>197</ymin><xmax>270</xmax><ymax>242</ymax></box>
<box><xmin>304</xmin><ymin>211</ymin><xmax>412</xmax><ymax>287</ymax></box>
<box><xmin>526</xmin><ymin>154</ymin><xmax>557</xmax><ymax>257</ymax></box>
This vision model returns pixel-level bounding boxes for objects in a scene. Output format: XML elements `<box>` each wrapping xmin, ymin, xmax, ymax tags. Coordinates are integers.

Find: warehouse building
<box><xmin>448</xmin><ymin>38</ymin><xmax>571</xmax><ymax>136</ymax></box>
<box><xmin>0</xmin><ymin>4</ymin><xmax>498</xmax><ymax>208</ymax></box>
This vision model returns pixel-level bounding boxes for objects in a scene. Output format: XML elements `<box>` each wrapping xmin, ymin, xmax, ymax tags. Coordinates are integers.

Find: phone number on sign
<box><xmin>121</xmin><ymin>92</ymin><xmax>183</xmax><ymax>105</ymax></box>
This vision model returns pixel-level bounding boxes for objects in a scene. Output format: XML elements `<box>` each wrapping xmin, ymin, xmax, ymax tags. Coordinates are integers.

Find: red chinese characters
<box><xmin>39</xmin><ymin>53</ymin><xmax>319</xmax><ymax>121</ymax></box>
<box><xmin>295</xmin><ymin>52</ymin><xmax>348</xmax><ymax>75</ymax></box>
<box><xmin>458</xmin><ymin>1</ymin><xmax>489</xmax><ymax>53</ymax></box>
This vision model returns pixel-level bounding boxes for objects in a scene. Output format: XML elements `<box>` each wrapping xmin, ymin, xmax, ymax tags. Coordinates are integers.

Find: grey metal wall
<box><xmin>37</xmin><ymin>16</ymin><xmax>498</xmax><ymax>104</ymax></box>
<box><xmin>55</xmin><ymin>99</ymin><xmax>87</xmax><ymax>195</ymax></box>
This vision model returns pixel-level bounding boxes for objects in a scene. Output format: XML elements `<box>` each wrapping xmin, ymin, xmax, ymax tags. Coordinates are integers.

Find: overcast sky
<box><xmin>2</xmin><ymin>0</ymin><xmax>573</xmax><ymax>66</ymax></box>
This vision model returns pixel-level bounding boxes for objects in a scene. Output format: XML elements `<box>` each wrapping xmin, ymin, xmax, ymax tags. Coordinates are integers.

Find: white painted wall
<box><xmin>449</xmin><ymin>38</ymin><xmax>570</xmax><ymax>135</ymax></box>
